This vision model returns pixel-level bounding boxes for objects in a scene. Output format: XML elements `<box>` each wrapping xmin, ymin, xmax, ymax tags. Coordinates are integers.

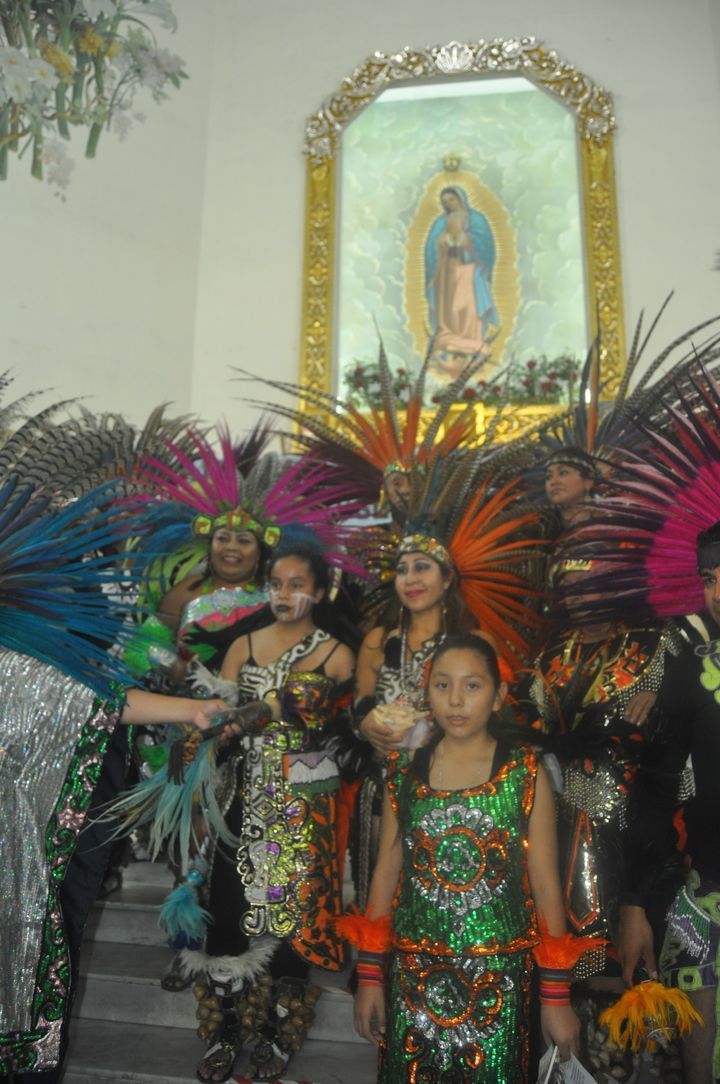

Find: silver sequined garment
<box><xmin>0</xmin><ymin>651</ymin><xmax>115</xmax><ymax>1062</ymax></box>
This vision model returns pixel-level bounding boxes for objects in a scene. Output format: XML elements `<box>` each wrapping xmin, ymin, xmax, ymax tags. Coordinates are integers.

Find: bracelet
<box><xmin>356</xmin><ymin>950</ymin><xmax>386</xmax><ymax>987</ymax></box>
<box><xmin>538</xmin><ymin>966</ymin><xmax>571</xmax><ymax>1006</ymax></box>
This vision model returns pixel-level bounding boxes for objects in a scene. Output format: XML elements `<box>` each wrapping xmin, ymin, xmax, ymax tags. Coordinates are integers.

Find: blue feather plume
<box><xmin>99</xmin><ymin>735</ymin><xmax>239</xmax><ymax>872</ymax></box>
<box><xmin>159</xmin><ymin>880</ymin><xmax>212</xmax><ymax>943</ymax></box>
<box><xmin>0</xmin><ymin>477</ymin><xmax>162</xmax><ymax>696</ymax></box>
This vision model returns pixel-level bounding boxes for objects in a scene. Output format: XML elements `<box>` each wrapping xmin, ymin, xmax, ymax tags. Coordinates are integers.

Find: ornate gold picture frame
<box><xmin>300</xmin><ymin>37</ymin><xmax>625</xmax><ymax>417</ymax></box>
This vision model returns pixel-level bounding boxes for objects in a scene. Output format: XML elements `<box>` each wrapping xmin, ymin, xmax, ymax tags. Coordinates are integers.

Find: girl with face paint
<box><xmin>220</xmin><ymin>550</ymin><xmax>353</xmax><ymax>684</ymax></box>
<box><xmin>189</xmin><ymin>545</ymin><xmax>355</xmax><ymax>1084</ymax></box>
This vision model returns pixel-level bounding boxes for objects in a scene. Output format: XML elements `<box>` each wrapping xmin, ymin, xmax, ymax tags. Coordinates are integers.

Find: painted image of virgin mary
<box><xmin>424</xmin><ymin>186</ymin><xmax>498</xmax><ymax>372</ymax></box>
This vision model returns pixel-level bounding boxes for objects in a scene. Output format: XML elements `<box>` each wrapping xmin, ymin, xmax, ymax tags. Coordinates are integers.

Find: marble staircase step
<box><xmin>62</xmin><ymin>1018</ymin><xmax>377</xmax><ymax>1084</ymax></box>
<box><xmin>75</xmin><ymin>940</ymin><xmax>364</xmax><ymax>1043</ymax></box>
<box><xmin>85</xmin><ymin>880</ymin><xmax>169</xmax><ymax>946</ymax></box>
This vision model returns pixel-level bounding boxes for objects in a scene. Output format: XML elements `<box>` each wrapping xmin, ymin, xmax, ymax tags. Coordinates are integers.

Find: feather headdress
<box><xmin>0</xmin><ymin>392</ymin><xmax>200</xmax><ymax>503</ymax></box>
<box><xmin>0</xmin><ymin>476</ymin><xmax>159</xmax><ymax>695</ymax></box>
<box><xmin>537</xmin><ymin>300</ymin><xmax>720</xmax><ymax>483</ymax></box>
<box><xmin>233</xmin><ymin>337</ymin><xmax>486</xmax><ymax>508</ymax></box>
<box><xmin>0</xmin><ymin>383</ymin><xmax>174</xmax><ymax>694</ymax></box>
<box><xmin>137</xmin><ymin>425</ymin><xmax>365</xmax><ymax>576</ymax></box>
<box><xmin>554</xmin><ymin>362</ymin><xmax>720</xmax><ymax>622</ymax></box>
<box><xmin>363</xmin><ymin>454</ymin><xmax>545</xmax><ymax>671</ymax></box>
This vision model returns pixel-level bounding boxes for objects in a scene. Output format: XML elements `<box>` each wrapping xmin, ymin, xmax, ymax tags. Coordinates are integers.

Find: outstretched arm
<box><xmin>120</xmin><ymin>688</ymin><xmax>226</xmax><ymax>730</ymax></box>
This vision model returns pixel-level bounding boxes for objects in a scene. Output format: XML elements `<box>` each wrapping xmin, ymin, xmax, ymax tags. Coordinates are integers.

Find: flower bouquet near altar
<box><xmin>0</xmin><ymin>0</ymin><xmax>186</xmax><ymax>187</ymax></box>
<box><xmin>429</xmin><ymin>353</ymin><xmax>582</xmax><ymax>408</ymax></box>
<box><xmin>343</xmin><ymin>351</ymin><xmax>581</xmax><ymax>412</ymax></box>
<box><xmin>343</xmin><ymin>358</ymin><xmax>415</xmax><ymax>410</ymax></box>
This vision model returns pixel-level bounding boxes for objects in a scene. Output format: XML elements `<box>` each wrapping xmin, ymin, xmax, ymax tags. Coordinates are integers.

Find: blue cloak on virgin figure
<box><xmin>424</xmin><ymin>185</ymin><xmax>498</xmax><ymax>360</ymax></box>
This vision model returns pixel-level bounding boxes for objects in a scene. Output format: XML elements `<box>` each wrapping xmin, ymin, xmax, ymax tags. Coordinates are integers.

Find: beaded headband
<box><xmin>397</xmin><ymin>533</ymin><xmax>452</xmax><ymax>568</ymax></box>
<box><xmin>544</xmin><ymin>448</ymin><xmax>599</xmax><ymax>481</ymax></box>
<box><xmin>382</xmin><ymin>461</ymin><xmax>429</xmax><ymax>480</ymax></box>
<box><xmin>383</xmin><ymin>460</ymin><xmax>410</xmax><ymax>479</ymax></box>
<box><xmin>192</xmin><ymin>507</ymin><xmax>281</xmax><ymax>548</ymax></box>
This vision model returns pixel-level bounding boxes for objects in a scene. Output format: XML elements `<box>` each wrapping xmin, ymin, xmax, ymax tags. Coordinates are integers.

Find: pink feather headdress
<box><xmin>138</xmin><ymin>425</ymin><xmax>365</xmax><ymax>574</ymax></box>
<box><xmin>555</xmin><ymin>364</ymin><xmax>720</xmax><ymax>621</ymax></box>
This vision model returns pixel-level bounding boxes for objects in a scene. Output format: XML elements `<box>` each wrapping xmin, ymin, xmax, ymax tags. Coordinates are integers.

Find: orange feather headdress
<box><xmin>363</xmin><ymin>452</ymin><xmax>546</xmax><ymax>674</ymax></box>
<box><xmin>233</xmin><ymin>337</ymin><xmax>484</xmax><ymax>508</ymax></box>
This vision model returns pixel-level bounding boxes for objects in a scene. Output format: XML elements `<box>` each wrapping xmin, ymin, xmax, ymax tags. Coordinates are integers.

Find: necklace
<box><xmin>400</xmin><ymin>622</ymin><xmax>442</xmax><ymax>698</ymax></box>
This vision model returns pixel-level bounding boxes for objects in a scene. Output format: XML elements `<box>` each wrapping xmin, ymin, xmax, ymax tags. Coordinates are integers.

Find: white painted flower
<box><xmin>152</xmin><ymin>47</ymin><xmax>184</xmax><ymax>77</ymax></box>
<box><xmin>0</xmin><ymin>46</ymin><xmax>31</xmax><ymax>79</ymax></box>
<box><xmin>4</xmin><ymin>69</ymin><xmax>33</xmax><ymax>104</ymax></box>
<box><xmin>27</xmin><ymin>57</ymin><xmax>58</xmax><ymax>100</ymax></box>
<box><xmin>134</xmin><ymin>45</ymin><xmax>184</xmax><ymax>91</ymax></box>
<box><xmin>111</xmin><ymin>108</ymin><xmax>133</xmax><ymax>139</ymax></box>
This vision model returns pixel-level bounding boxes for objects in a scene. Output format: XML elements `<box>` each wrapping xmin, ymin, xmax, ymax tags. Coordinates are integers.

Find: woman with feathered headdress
<box><xmin>346</xmin><ymin>453</ymin><xmax>545</xmax><ymax>911</ymax></box>
<box><xmin>509</xmin><ymin>317</ymin><xmax>720</xmax><ymax>1079</ymax></box>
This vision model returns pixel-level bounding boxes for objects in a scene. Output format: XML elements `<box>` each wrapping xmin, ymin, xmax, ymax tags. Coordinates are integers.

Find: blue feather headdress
<box><xmin>0</xmin><ymin>477</ymin><xmax>158</xmax><ymax>697</ymax></box>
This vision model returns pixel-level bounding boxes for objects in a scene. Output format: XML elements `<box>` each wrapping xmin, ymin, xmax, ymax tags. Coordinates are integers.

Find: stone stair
<box><xmin>63</xmin><ymin>860</ymin><xmax>376</xmax><ymax>1083</ymax></box>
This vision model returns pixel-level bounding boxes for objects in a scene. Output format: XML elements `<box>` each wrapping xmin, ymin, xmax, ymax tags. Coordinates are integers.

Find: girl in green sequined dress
<box><xmin>352</xmin><ymin>636</ymin><xmax>581</xmax><ymax>1082</ymax></box>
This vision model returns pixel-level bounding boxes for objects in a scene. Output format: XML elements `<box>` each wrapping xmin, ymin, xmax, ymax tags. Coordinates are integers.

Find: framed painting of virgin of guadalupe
<box><xmin>300</xmin><ymin>39</ymin><xmax>625</xmax><ymax>427</ymax></box>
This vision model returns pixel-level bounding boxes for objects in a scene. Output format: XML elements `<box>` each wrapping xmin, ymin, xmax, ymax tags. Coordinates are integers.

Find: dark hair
<box><xmin>440</xmin><ymin>186</ymin><xmax>464</xmax><ymax>205</ymax></box>
<box><xmin>696</xmin><ymin>520</ymin><xmax>720</xmax><ymax>575</ymax></box>
<box><xmin>429</xmin><ymin>633</ymin><xmax>502</xmax><ymax>689</ymax></box>
<box><xmin>697</xmin><ymin>521</ymin><xmax>720</xmax><ymax>551</ymax></box>
<box><xmin>544</xmin><ymin>446</ymin><xmax>598</xmax><ymax>483</ymax></box>
<box><xmin>267</xmin><ymin>545</ymin><xmax>330</xmax><ymax>593</ymax></box>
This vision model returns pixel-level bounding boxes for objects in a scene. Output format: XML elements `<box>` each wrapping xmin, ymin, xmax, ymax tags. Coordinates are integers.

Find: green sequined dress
<box><xmin>381</xmin><ymin>746</ymin><xmax>539</xmax><ymax>1083</ymax></box>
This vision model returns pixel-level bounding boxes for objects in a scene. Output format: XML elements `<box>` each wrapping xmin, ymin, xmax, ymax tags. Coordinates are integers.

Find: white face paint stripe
<box><xmin>269</xmin><ymin>589</ymin><xmax>316</xmax><ymax>619</ymax></box>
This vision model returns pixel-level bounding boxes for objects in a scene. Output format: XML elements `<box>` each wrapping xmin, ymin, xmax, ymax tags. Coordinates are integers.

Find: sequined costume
<box><xmin>380</xmin><ymin>745</ymin><xmax>539</xmax><ymax>1082</ymax></box>
<box><xmin>204</xmin><ymin>628</ymin><xmax>347</xmax><ymax>974</ymax></box>
<box><xmin>518</xmin><ymin>622</ymin><xmax>680</xmax><ymax>979</ymax></box>
<box><xmin>177</xmin><ymin>583</ymin><xmax>268</xmax><ymax>666</ymax></box>
<box><xmin>0</xmin><ymin>652</ymin><xmax>125</xmax><ymax>1073</ymax></box>
<box><xmin>353</xmin><ymin>631</ymin><xmax>442</xmax><ymax>910</ymax></box>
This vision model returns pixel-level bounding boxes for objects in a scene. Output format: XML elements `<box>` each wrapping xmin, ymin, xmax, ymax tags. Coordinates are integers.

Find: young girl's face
<box><xmin>429</xmin><ymin>647</ymin><xmax>506</xmax><ymax>741</ymax></box>
<box><xmin>268</xmin><ymin>555</ymin><xmax>323</xmax><ymax>622</ymax></box>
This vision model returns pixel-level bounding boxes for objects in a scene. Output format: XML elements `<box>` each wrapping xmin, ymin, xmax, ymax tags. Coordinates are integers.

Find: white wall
<box><xmin>3</xmin><ymin>0</ymin><xmax>720</xmax><ymax>432</ymax></box>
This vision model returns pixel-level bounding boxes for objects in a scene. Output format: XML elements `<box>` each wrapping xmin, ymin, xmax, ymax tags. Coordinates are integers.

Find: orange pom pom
<box><xmin>532</xmin><ymin>917</ymin><xmax>607</xmax><ymax>970</ymax></box>
<box><xmin>599</xmin><ymin>980</ymin><xmax>703</xmax><ymax>1052</ymax></box>
<box><xmin>334</xmin><ymin>905</ymin><xmax>392</xmax><ymax>952</ymax></box>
